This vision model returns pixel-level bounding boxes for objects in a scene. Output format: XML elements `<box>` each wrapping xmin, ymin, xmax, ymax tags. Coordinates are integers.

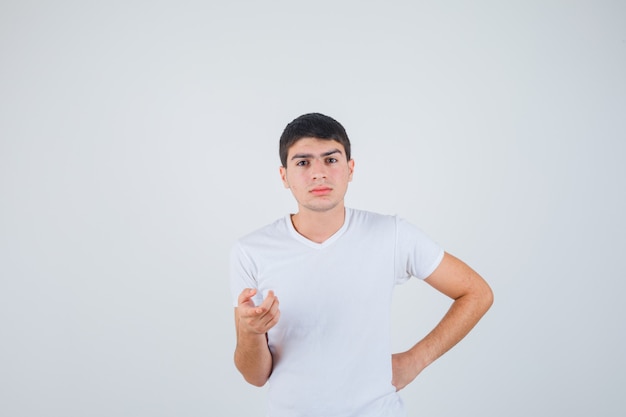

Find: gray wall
<box><xmin>1</xmin><ymin>1</ymin><xmax>624</xmax><ymax>416</ymax></box>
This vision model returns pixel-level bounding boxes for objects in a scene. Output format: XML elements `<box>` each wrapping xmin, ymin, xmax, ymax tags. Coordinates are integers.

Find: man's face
<box><xmin>279</xmin><ymin>137</ymin><xmax>354</xmax><ymax>214</ymax></box>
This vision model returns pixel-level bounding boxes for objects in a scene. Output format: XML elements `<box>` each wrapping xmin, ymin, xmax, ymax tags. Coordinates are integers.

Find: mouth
<box><xmin>310</xmin><ymin>186</ymin><xmax>332</xmax><ymax>196</ymax></box>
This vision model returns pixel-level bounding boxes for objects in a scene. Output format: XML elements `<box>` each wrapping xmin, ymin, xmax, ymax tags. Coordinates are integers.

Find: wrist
<box><xmin>406</xmin><ymin>343</ymin><xmax>432</xmax><ymax>373</ymax></box>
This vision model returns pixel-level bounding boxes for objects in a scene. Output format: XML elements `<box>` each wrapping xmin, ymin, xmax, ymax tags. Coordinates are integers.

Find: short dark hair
<box><xmin>279</xmin><ymin>113</ymin><xmax>351</xmax><ymax>167</ymax></box>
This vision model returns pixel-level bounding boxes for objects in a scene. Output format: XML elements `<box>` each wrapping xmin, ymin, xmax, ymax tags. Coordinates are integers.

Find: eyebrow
<box><xmin>290</xmin><ymin>149</ymin><xmax>343</xmax><ymax>160</ymax></box>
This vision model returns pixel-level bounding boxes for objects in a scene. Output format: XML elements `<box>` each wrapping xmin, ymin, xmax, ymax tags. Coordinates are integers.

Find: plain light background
<box><xmin>1</xmin><ymin>1</ymin><xmax>624</xmax><ymax>416</ymax></box>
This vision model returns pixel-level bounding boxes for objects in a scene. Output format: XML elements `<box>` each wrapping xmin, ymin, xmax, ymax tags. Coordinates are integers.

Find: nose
<box><xmin>311</xmin><ymin>158</ymin><xmax>327</xmax><ymax>180</ymax></box>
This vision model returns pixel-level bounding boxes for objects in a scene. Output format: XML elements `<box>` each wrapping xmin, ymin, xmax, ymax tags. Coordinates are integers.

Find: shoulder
<box><xmin>347</xmin><ymin>207</ymin><xmax>407</xmax><ymax>229</ymax></box>
<box><xmin>347</xmin><ymin>208</ymin><xmax>436</xmax><ymax>240</ymax></box>
<box><xmin>235</xmin><ymin>216</ymin><xmax>289</xmax><ymax>249</ymax></box>
<box><xmin>345</xmin><ymin>208</ymin><xmax>400</xmax><ymax>237</ymax></box>
<box><xmin>347</xmin><ymin>207</ymin><xmax>395</xmax><ymax>224</ymax></box>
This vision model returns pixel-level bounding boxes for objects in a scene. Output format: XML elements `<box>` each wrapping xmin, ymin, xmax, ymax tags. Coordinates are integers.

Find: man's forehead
<box><xmin>287</xmin><ymin>137</ymin><xmax>345</xmax><ymax>157</ymax></box>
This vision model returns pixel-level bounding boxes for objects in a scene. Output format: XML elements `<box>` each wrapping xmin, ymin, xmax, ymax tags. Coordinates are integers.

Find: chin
<box><xmin>304</xmin><ymin>201</ymin><xmax>342</xmax><ymax>213</ymax></box>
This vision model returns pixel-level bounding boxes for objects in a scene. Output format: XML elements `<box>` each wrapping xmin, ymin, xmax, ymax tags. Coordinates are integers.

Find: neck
<box><xmin>291</xmin><ymin>204</ymin><xmax>346</xmax><ymax>244</ymax></box>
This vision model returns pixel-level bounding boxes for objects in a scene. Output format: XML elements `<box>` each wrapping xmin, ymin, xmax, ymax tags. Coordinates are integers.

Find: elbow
<box><xmin>459</xmin><ymin>278</ymin><xmax>494</xmax><ymax>315</ymax></box>
<box><xmin>238</xmin><ymin>365</ymin><xmax>270</xmax><ymax>387</ymax></box>
<box><xmin>481</xmin><ymin>281</ymin><xmax>494</xmax><ymax>313</ymax></box>
<box><xmin>463</xmin><ymin>278</ymin><xmax>493</xmax><ymax>316</ymax></box>
<box><xmin>234</xmin><ymin>356</ymin><xmax>271</xmax><ymax>387</ymax></box>
<box><xmin>244</xmin><ymin>374</ymin><xmax>269</xmax><ymax>387</ymax></box>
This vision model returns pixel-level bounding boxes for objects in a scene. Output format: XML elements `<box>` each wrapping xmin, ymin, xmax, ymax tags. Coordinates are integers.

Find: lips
<box><xmin>310</xmin><ymin>186</ymin><xmax>332</xmax><ymax>196</ymax></box>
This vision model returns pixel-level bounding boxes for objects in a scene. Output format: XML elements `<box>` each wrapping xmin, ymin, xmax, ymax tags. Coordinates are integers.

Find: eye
<box><xmin>295</xmin><ymin>160</ymin><xmax>308</xmax><ymax>166</ymax></box>
<box><xmin>326</xmin><ymin>157</ymin><xmax>338</xmax><ymax>164</ymax></box>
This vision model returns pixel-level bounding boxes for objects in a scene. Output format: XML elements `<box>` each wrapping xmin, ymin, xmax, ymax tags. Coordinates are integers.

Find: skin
<box><xmin>234</xmin><ymin>137</ymin><xmax>493</xmax><ymax>390</ymax></box>
<box><xmin>234</xmin><ymin>288</ymin><xmax>279</xmax><ymax>386</ymax></box>
<box><xmin>391</xmin><ymin>252</ymin><xmax>493</xmax><ymax>390</ymax></box>
<box><xmin>279</xmin><ymin>137</ymin><xmax>355</xmax><ymax>243</ymax></box>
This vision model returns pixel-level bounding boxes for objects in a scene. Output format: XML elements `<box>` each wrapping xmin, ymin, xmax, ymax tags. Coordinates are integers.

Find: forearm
<box><xmin>234</xmin><ymin>329</ymin><xmax>273</xmax><ymax>387</ymax></box>
<box><xmin>393</xmin><ymin>268</ymin><xmax>493</xmax><ymax>391</ymax></box>
<box><xmin>233</xmin><ymin>289</ymin><xmax>280</xmax><ymax>386</ymax></box>
<box><xmin>409</xmin><ymin>289</ymin><xmax>493</xmax><ymax>370</ymax></box>
<box><xmin>410</xmin><ymin>252</ymin><xmax>494</xmax><ymax>370</ymax></box>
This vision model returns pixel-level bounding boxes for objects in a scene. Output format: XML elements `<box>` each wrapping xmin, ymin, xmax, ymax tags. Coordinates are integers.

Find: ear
<box><xmin>279</xmin><ymin>166</ymin><xmax>289</xmax><ymax>188</ymax></box>
<box><xmin>348</xmin><ymin>159</ymin><xmax>355</xmax><ymax>182</ymax></box>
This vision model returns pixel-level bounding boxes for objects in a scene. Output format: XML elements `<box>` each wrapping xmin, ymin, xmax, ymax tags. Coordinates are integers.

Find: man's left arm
<box><xmin>392</xmin><ymin>251</ymin><xmax>494</xmax><ymax>391</ymax></box>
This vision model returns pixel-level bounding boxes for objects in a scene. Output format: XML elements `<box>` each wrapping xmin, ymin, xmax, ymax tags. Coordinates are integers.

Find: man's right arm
<box><xmin>234</xmin><ymin>288</ymin><xmax>280</xmax><ymax>387</ymax></box>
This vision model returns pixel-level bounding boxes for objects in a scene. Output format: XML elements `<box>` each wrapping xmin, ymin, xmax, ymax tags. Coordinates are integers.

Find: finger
<box><xmin>240</xmin><ymin>296</ymin><xmax>280</xmax><ymax>334</ymax></box>
<box><xmin>262</xmin><ymin>306</ymin><xmax>280</xmax><ymax>328</ymax></box>
<box><xmin>256</xmin><ymin>297</ymin><xmax>280</xmax><ymax>329</ymax></box>
<box><xmin>256</xmin><ymin>290</ymin><xmax>278</xmax><ymax>315</ymax></box>
<box><xmin>261</xmin><ymin>298</ymin><xmax>280</xmax><ymax>328</ymax></box>
<box><xmin>237</xmin><ymin>288</ymin><xmax>257</xmax><ymax>306</ymax></box>
<box><xmin>238</xmin><ymin>290</ymin><xmax>273</xmax><ymax>319</ymax></box>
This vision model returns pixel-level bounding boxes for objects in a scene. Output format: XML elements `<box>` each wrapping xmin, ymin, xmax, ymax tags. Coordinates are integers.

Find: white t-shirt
<box><xmin>230</xmin><ymin>208</ymin><xmax>444</xmax><ymax>417</ymax></box>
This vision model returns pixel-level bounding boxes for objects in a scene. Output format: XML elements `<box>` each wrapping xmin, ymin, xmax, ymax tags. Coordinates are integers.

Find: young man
<box><xmin>230</xmin><ymin>113</ymin><xmax>493</xmax><ymax>417</ymax></box>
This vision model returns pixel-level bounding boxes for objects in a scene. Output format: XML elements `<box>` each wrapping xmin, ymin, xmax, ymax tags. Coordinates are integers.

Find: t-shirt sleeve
<box><xmin>394</xmin><ymin>216</ymin><xmax>445</xmax><ymax>284</ymax></box>
<box><xmin>230</xmin><ymin>241</ymin><xmax>263</xmax><ymax>307</ymax></box>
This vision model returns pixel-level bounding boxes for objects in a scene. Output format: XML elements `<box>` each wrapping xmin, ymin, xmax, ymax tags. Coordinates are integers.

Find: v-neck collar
<box><xmin>285</xmin><ymin>208</ymin><xmax>351</xmax><ymax>249</ymax></box>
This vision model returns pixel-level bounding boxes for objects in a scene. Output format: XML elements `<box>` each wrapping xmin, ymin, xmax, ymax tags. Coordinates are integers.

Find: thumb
<box><xmin>237</xmin><ymin>288</ymin><xmax>257</xmax><ymax>306</ymax></box>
